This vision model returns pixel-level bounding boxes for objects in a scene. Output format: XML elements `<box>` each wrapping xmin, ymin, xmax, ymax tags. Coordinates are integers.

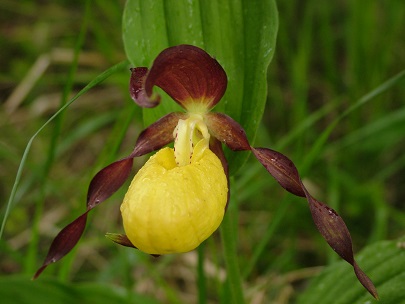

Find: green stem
<box><xmin>220</xmin><ymin>186</ymin><xmax>245</xmax><ymax>304</ymax></box>
<box><xmin>197</xmin><ymin>243</ymin><xmax>207</xmax><ymax>304</ymax></box>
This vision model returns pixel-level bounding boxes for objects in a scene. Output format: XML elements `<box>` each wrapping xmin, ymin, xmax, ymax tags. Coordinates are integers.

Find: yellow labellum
<box><xmin>120</xmin><ymin>142</ymin><xmax>228</xmax><ymax>254</ymax></box>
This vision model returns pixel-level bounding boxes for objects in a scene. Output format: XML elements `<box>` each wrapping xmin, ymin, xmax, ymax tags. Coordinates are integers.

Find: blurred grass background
<box><xmin>1</xmin><ymin>0</ymin><xmax>404</xmax><ymax>303</ymax></box>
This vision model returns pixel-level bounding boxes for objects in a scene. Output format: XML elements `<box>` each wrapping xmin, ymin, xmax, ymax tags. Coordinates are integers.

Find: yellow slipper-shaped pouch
<box><xmin>121</xmin><ymin>116</ymin><xmax>228</xmax><ymax>255</ymax></box>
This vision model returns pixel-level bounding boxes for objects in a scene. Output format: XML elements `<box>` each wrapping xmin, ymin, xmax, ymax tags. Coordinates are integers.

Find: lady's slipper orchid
<box><xmin>34</xmin><ymin>44</ymin><xmax>377</xmax><ymax>299</ymax></box>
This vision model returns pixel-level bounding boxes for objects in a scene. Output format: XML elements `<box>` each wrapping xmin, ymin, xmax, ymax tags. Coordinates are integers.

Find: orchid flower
<box><xmin>34</xmin><ymin>44</ymin><xmax>377</xmax><ymax>299</ymax></box>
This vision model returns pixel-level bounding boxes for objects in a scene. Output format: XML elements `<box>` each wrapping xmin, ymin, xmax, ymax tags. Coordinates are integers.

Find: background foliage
<box><xmin>1</xmin><ymin>0</ymin><xmax>404</xmax><ymax>303</ymax></box>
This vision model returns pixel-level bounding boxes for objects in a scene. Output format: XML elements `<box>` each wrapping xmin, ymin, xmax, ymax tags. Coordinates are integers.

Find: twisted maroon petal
<box><xmin>207</xmin><ymin>114</ymin><xmax>377</xmax><ymax>298</ymax></box>
<box><xmin>33</xmin><ymin>157</ymin><xmax>133</xmax><ymax>279</ymax></box>
<box><xmin>34</xmin><ymin>112</ymin><xmax>182</xmax><ymax>278</ymax></box>
<box><xmin>33</xmin><ymin>211</ymin><xmax>89</xmax><ymax>279</ymax></box>
<box><xmin>251</xmin><ymin>148</ymin><xmax>305</xmax><ymax>197</ymax></box>
<box><xmin>130</xmin><ymin>45</ymin><xmax>227</xmax><ymax>110</ymax></box>
<box><xmin>252</xmin><ymin>147</ymin><xmax>378</xmax><ymax>299</ymax></box>
<box><xmin>87</xmin><ymin>158</ymin><xmax>134</xmax><ymax>209</ymax></box>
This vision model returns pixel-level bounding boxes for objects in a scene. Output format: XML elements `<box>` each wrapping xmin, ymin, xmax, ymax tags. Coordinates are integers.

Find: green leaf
<box><xmin>123</xmin><ymin>0</ymin><xmax>278</xmax><ymax>173</ymax></box>
<box><xmin>297</xmin><ymin>237</ymin><xmax>405</xmax><ymax>304</ymax></box>
<box><xmin>0</xmin><ymin>275</ymin><xmax>160</xmax><ymax>304</ymax></box>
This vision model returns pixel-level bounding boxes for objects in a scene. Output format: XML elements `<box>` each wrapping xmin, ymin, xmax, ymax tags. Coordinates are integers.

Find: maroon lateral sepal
<box><xmin>105</xmin><ymin>233</ymin><xmax>160</xmax><ymax>258</ymax></box>
<box><xmin>105</xmin><ymin>233</ymin><xmax>136</xmax><ymax>248</ymax></box>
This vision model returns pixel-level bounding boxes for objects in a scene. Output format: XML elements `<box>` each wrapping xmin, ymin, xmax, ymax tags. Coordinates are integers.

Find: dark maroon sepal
<box><xmin>130</xmin><ymin>112</ymin><xmax>186</xmax><ymax>157</ymax></box>
<box><xmin>105</xmin><ymin>233</ymin><xmax>137</xmax><ymax>248</ymax></box>
<box><xmin>105</xmin><ymin>233</ymin><xmax>160</xmax><ymax>257</ymax></box>
<box><xmin>33</xmin><ymin>211</ymin><xmax>89</xmax><ymax>279</ymax></box>
<box><xmin>205</xmin><ymin>113</ymin><xmax>250</xmax><ymax>151</ymax></box>
<box><xmin>130</xmin><ymin>67</ymin><xmax>160</xmax><ymax>108</ymax></box>
<box><xmin>144</xmin><ymin>45</ymin><xmax>227</xmax><ymax>110</ymax></box>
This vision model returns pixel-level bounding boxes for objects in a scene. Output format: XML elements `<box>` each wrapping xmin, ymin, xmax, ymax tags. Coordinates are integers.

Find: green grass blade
<box><xmin>242</xmin><ymin>198</ymin><xmax>291</xmax><ymax>279</ymax></box>
<box><xmin>301</xmin><ymin>69</ymin><xmax>405</xmax><ymax>174</ymax></box>
<box><xmin>25</xmin><ymin>0</ymin><xmax>91</xmax><ymax>274</ymax></box>
<box><xmin>0</xmin><ymin>60</ymin><xmax>129</xmax><ymax>242</ymax></box>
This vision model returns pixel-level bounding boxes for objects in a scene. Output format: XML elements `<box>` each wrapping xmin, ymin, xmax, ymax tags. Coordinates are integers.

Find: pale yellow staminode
<box><xmin>120</xmin><ymin>115</ymin><xmax>228</xmax><ymax>254</ymax></box>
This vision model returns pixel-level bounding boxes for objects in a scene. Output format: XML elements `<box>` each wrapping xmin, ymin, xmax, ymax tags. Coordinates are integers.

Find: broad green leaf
<box><xmin>0</xmin><ymin>275</ymin><xmax>160</xmax><ymax>304</ymax></box>
<box><xmin>297</xmin><ymin>237</ymin><xmax>405</xmax><ymax>304</ymax></box>
<box><xmin>123</xmin><ymin>0</ymin><xmax>278</xmax><ymax>173</ymax></box>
